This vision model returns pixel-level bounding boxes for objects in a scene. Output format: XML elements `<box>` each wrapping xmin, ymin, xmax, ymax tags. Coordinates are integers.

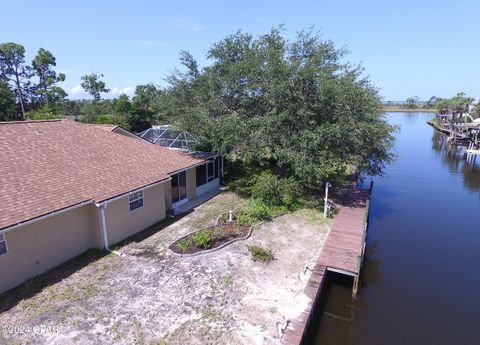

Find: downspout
<box><xmin>99</xmin><ymin>204</ymin><xmax>110</xmax><ymax>251</ymax></box>
<box><xmin>96</xmin><ymin>203</ymin><xmax>125</xmax><ymax>257</ymax></box>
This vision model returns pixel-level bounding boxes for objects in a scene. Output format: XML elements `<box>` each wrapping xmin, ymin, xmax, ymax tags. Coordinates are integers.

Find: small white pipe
<box><xmin>99</xmin><ymin>204</ymin><xmax>110</xmax><ymax>251</ymax></box>
<box><xmin>324</xmin><ymin>182</ymin><xmax>330</xmax><ymax>218</ymax></box>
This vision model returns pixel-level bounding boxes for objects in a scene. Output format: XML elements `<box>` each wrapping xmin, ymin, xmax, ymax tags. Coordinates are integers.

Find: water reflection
<box><xmin>360</xmin><ymin>240</ymin><xmax>383</xmax><ymax>288</ymax></box>
<box><xmin>431</xmin><ymin>129</ymin><xmax>480</xmax><ymax>191</ymax></box>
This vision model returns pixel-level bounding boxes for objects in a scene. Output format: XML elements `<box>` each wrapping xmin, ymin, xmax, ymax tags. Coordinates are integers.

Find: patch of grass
<box><xmin>268</xmin><ymin>306</ymin><xmax>278</xmax><ymax>315</ymax></box>
<box><xmin>108</xmin><ymin>321</ymin><xmax>122</xmax><ymax>342</ymax></box>
<box><xmin>247</xmin><ymin>245</ymin><xmax>274</xmax><ymax>263</ymax></box>
<box><xmin>221</xmin><ymin>275</ymin><xmax>233</xmax><ymax>287</ymax></box>
<box><xmin>57</xmin><ymin>282</ymin><xmax>99</xmax><ymax>302</ymax></box>
<box><xmin>294</xmin><ymin>208</ymin><xmax>331</xmax><ymax>225</ymax></box>
<box><xmin>201</xmin><ymin>309</ymin><xmax>216</xmax><ymax>322</ymax></box>
<box><xmin>133</xmin><ymin>319</ymin><xmax>145</xmax><ymax>345</ymax></box>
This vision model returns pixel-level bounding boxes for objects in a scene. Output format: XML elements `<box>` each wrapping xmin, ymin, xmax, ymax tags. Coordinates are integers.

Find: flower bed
<box><xmin>169</xmin><ymin>218</ymin><xmax>251</xmax><ymax>255</ymax></box>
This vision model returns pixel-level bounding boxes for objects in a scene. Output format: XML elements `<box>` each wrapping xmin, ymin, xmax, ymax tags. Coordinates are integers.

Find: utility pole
<box><xmin>324</xmin><ymin>182</ymin><xmax>331</xmax><ymax>218</ymax></box>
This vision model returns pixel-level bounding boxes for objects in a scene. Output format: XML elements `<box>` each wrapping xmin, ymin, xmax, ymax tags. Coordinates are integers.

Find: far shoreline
<box><xmin>382</xmin><ymin>106</ymin><xmax>437</xmax><ymax>113</ymax></box>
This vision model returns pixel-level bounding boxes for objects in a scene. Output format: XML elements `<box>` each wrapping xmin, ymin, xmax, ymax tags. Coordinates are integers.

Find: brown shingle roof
<box><xmin>0</xmin><ymin>120</ymin><xmax>206</xmax><ymax>230</ymax></box>
<box><xmin>86</xmin><ymin>124</ymin><xmax>119</xmax><ymax>132</ymax></box>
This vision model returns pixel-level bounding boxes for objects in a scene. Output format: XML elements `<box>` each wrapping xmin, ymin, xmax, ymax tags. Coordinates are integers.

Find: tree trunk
<box><xmin>14</xmin><ymin>69</ymin><xmax>26</xmax><ymax>120</ymax></box>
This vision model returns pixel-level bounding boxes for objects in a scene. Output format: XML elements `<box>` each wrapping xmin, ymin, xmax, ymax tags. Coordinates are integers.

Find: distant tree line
<box><xmin>0</xmin><ymin>42</ymin><xmax>162</xmax><ymax>132</ymax></box>
<box><xmin>400</xmin><ymin>93</ymin><xmax>477</xmax><ymax>114</ymax></box>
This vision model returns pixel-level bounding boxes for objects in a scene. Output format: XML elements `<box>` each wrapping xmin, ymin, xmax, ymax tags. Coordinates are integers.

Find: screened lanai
<box><xmin>138</xmin><ymin>125</ymin><xmax>198</xmax><ymax>150</ymax></box>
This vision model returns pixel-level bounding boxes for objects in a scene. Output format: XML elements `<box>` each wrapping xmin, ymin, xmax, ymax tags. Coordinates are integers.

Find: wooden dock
<box><xmin>282</xmin><ymin>185</ymin><xmax>371</xmax><ymax>345</ymax></box>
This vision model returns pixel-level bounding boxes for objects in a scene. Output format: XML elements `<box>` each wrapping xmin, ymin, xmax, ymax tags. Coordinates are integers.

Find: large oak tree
<box><xmin>165</xmin><ymin>27</ymin><xmax>396</xmax><ymax>186</ymax></box>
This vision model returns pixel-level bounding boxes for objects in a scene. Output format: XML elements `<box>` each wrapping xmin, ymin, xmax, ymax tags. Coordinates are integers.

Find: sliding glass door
<box><xmin>171</xmin><ymin>171</ymin><xmax>187</xmax><ymax>206</ymax></box>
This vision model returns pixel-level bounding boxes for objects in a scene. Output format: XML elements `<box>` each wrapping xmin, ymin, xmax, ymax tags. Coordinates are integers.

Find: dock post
<box><xmin>323</xmin><ymin>182</ymin><xmax>331</xmax><ymax>218</ymax></box>
<box><xmin>352</xmin><ymin>274</ymin><xmax>359</xmax><ymax>298</ymax></box>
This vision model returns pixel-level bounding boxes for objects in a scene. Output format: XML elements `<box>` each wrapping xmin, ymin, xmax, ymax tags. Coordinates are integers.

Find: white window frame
<box><xmin>128</xmin><ymin>191</ymin><xmax>144</xmax><ymax>212</ymax></box>
<box><xmin>207</xmin><ymin>160</ymin><xmax>215</xmax><ymax>182</ymax></box>
<box><xmin>172</xmin><ymin>171</ymin><xmax>189</xmax><ymax>208</ymax></box>
<box><xmin>0</xmin><ymin>233</ymin><xmax>7</xmax><ymax>256</ymax></box>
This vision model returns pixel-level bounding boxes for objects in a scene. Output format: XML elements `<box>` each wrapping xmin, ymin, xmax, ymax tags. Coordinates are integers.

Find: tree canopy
<box><xmin>0</xmin><ymin>42</ymin><xmax>32</xmax><ymax>119</ymax></box>
<box><xmin>163</xmin><ymin>28</ymin><xmax>395</xmax><ymax>186</ymax></box>
<box><xmin>81</xmin><ymin>73</ymin><xmax>110</xmax><ymax>101</ymax></box>
<box><xmin>32</xmin><ymin>48</ymin><xmax>67</xmax><ymax>105</ymax></box>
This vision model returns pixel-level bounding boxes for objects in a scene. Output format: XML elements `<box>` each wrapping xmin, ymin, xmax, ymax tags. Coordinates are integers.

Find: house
<box><xmin>0</xmin><ymin>119</ymin><xmax>223</xmax><ymax>293</ymax></box>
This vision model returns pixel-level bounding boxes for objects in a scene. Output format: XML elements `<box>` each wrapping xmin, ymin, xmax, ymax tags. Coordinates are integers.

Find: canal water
<box><xmin>308</xmin><ymin>112</ymin><xmax>480</xmax><ymax>345</ymax></box>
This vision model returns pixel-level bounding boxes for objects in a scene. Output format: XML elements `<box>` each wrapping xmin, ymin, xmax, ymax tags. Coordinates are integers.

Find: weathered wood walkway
<box><xmin>282</xmin><ymin>185</ymin><xmax>371</xmax><ymax>345</ymax></box>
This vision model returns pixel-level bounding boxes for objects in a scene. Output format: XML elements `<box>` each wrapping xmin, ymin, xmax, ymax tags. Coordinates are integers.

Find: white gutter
<box><xmin>95</xmin><ymin>178</ymin><xmax>171</xmax><ymax>207</ymax></box>
<box><xmin>167</xmin><ymin>155</ymin><xmax>221</xmax><ymax>176</ymax></box>
<box><xmin>0</xmin><ymin>200</ymin><xmax>94</xmax><ymax>235</ymax></box>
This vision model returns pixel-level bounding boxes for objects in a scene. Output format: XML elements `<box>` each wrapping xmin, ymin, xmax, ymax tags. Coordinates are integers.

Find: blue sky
<box><xmin>1</xmin><ymin>0</ymin><xmax>478</xmax><ymax>101</ymax></box>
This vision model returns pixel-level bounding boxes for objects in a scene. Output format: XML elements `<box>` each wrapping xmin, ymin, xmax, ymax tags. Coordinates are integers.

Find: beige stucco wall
<box><xmin>186</xmin><ymin>167</ymin><xmax>197</xmax><ymax>201</ymax></box>
<box><xmin>165</xmin><ymin>182</ymin><xmax>172</xmax><ymax>211</ymax></box>
<box><xmin>0</xmin><ymin>204</ymin><xmax>99</xmax><ymax>293</ymax></box>
<box><xmin>104</xmin><ymin>183</ymin><xmax>166</xmax><ymax>245</ymax></box>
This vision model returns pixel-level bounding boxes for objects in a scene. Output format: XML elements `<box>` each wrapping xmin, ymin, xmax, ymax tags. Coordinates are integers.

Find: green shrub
<box><xmin>178</xmin><ymin>238</ymin><xmax>192</xmax><ymax>252</ymax></box>
<box><xmin>250</xmin><ymin>171</ymin><xmax>301</xmax><ymax>209</ymax></box>
<box><xmin>83</xmin><ymin>114</ymin><xmax>129</xmax><ymax>128</ymax></box>
<box><xmin>247</xmin><ymin>245</ymin><xmax>274</xmax><ymax>263</ymax></box>
<box><xmin>193</xmin><ymin>229</ymin><xmax>213</xmax><ymax>249</ymax></box>
<box><xmin>27</xmin><ymin>105</ymin><xmax>61</xmax><ymax>120</ymax></box>
<box><xmin>235</xmin><ymin>199</ymin><xmax>286</xmax><ymax>225</ymax></box>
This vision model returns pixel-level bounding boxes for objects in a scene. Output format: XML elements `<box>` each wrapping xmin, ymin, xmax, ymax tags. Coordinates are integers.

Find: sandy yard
<box><xmin>0</xmin><ymin>192</ymin><xmax>329</xmax><ymax>345</ymax></box>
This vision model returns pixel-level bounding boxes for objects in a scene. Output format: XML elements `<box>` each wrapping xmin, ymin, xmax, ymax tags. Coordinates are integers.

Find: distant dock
<box><xmin>282</xmin><ymin>184</ymin><xmax>372</xmax><ymax>344</ymax></box>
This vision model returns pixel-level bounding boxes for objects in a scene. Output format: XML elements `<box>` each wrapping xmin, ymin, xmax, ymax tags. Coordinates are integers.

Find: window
<box><xmin>0</xmin><ymin>233</ymin><xmax>7</xmax><ymax>256</ymax></box>
<box><xmin>196</xmin><ymin>164</ymin><xmax>207</xmax><ymax>187</ymax></box>
<box><xmin>207</xmin><ymin>160</ymin><xmax>215</xmax><ymax>182</ymax></box>
<box><xmin>129</xmin><ymin>191</ymin><xmax>144</xmax><ymax>211</ymax></box>
<box><xmin>214</xmin><ymin>156</ymin><xmax>220</xmax><ymax>179</ymax></box>
<box><xmin>171</xmin><ymin>171</ymin><xmax>187</xmax><ymax>204</ymax></box>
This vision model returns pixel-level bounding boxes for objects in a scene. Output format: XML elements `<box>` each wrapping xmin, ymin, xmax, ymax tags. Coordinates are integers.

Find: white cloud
<box><xmin>110</xmin><ymin>86</ymin><xmax>134</xmax><ymax>96</ymax></box>
<box><xmin>58</xmin><ymin>68</ymin><xmax>86</xmax><ymax>75</ymax></box>
<box><xmin>168</xmin><ymin>17</ymin><xmax>203</xmax><ymax>32</ymax></box>
<box><xmin>134</xmin><ymin>40</ymin><xmax>167</xmax><ymax>47</ymax></box>
<box><xmin>69</xmin><ymin>85</ymin><xmax>84</xmax><ymax>95</ymax></box>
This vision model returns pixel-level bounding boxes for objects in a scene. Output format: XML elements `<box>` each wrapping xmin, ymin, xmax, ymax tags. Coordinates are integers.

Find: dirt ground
<box><xmin>0</xmin><ymin>192</ymin><xmax>329</xmax><ymax>345</ymax></box>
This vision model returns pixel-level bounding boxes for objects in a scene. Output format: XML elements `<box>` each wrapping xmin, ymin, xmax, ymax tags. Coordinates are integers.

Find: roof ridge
<box><xmin>0</xmin><ymin>119</ymin><xmax>63</xmax><ymax>125</ymax></box>
<box><xmin>86</xmin><ymin>124</ymin><xmax>118</xmax><ymax>127</ymax></box>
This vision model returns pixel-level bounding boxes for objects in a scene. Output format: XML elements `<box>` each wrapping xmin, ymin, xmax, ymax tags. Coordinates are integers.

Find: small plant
<box><xmin>178</xmin><ymin>238</ymin><xmax>192</xmax><ymax>252</ymax></box>
<box><xmin>221</xmin><ymin>275</ymin><xmax>233</xmax><ymax>287</ymax></box>
<box><xmin>193</xmin><ymin>229</ymin><xmax>213</xmax><ymax>249</ymax></box>
<box><xmin>247</xmin><ymin>245</ymin><xmax>274</xmax><ymax>263</ymax></box>
<box><xmin>268</xmin><ymin>306</ymin><xmax>278</xmax><ymax>314</ymax></box>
